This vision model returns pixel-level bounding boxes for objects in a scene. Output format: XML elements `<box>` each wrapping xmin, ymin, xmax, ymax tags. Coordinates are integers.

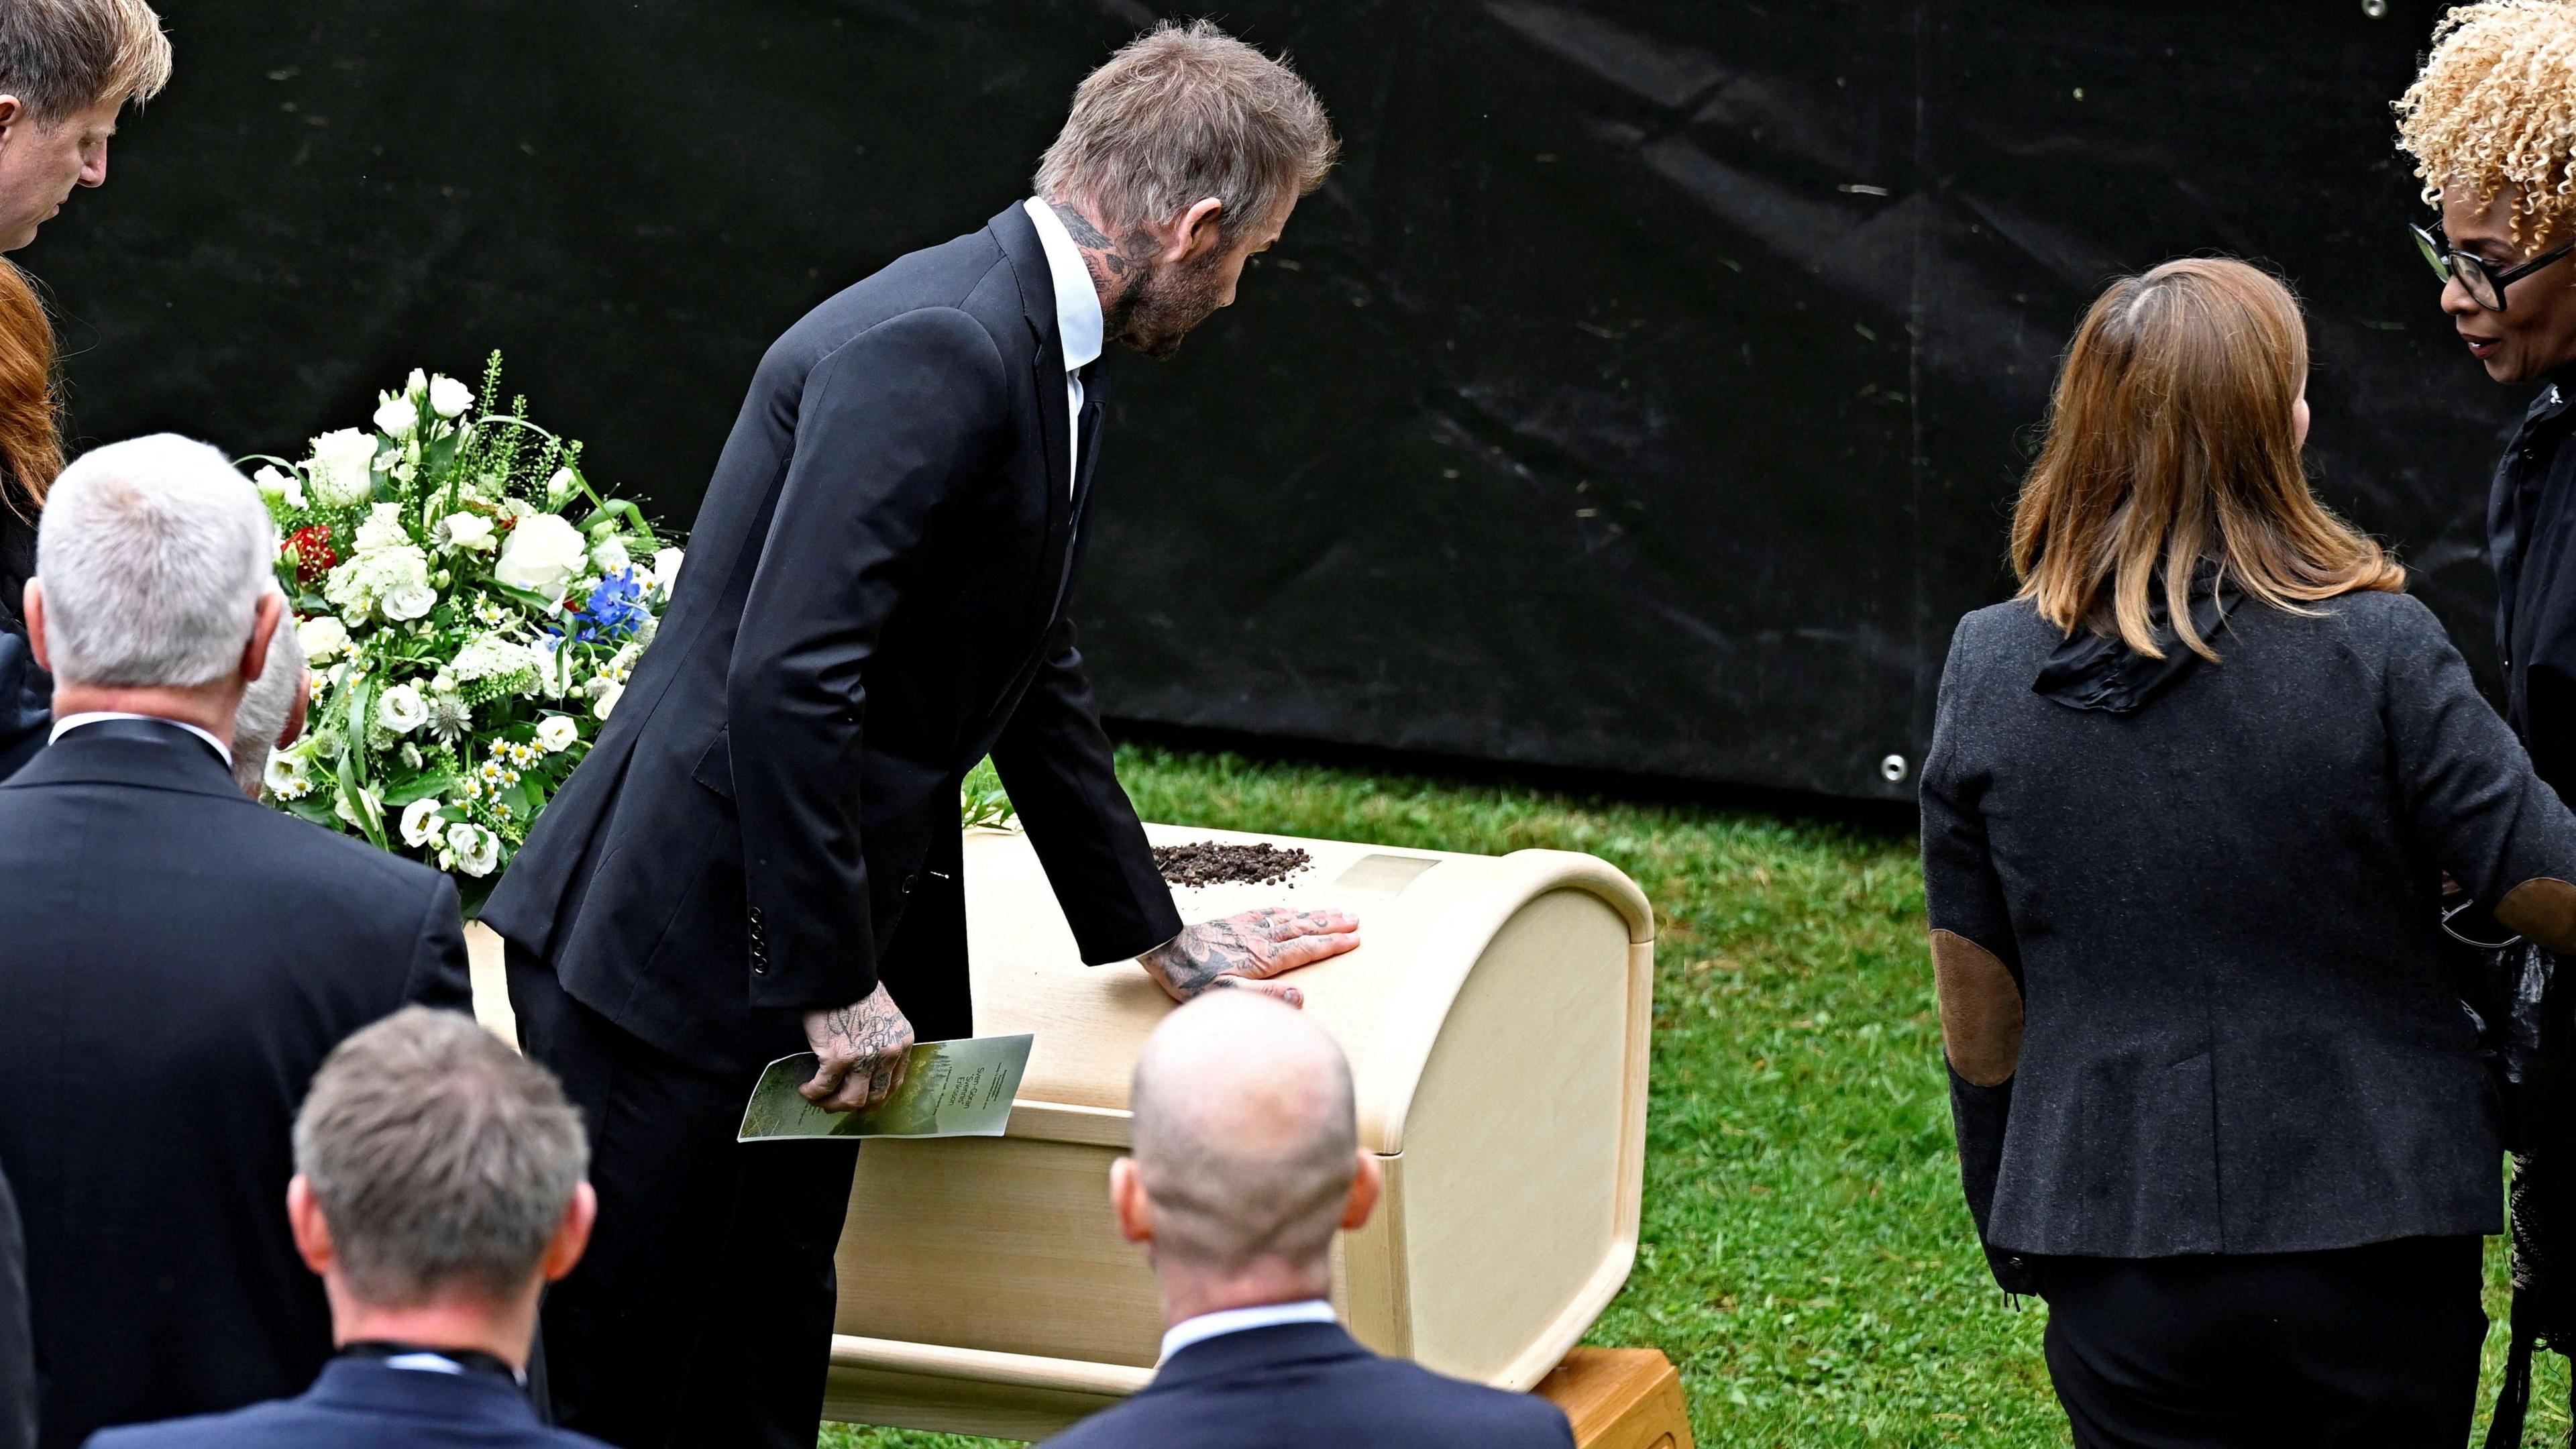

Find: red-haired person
<box><xmin>1922</xmin><ymin>258</ymin><xmax>2576</xmax><ymax>1445</ymax></box>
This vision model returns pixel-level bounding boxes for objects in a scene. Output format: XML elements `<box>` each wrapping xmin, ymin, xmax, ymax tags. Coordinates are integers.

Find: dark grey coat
<box><xmin>1921</xmin><ymin>590</ymin><xmax>2576</xmax><ymax>1289</ymax></box>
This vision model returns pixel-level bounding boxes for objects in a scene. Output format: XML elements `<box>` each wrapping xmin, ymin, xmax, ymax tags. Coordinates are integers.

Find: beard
<box><xmin>1106</xmin><ymin>247</ymin><xmax>1230</xmax><ymax>361</ymax></box>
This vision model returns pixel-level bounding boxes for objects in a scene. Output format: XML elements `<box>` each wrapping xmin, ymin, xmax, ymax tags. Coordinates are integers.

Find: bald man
<box><xmin>1045</xmin><ymin>994</ymin><xmax>1574</xmax><ymax>1449</ymax></box>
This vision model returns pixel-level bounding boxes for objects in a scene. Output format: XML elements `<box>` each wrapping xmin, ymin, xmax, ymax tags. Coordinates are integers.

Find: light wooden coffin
<box><xmin>823</xmin><ymin>823</ymin><xmax>1654</xmax><ymax>1440</ymax></box>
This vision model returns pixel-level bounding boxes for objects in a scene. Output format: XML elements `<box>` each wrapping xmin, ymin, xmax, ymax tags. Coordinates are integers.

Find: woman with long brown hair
<box><xmin>1921</xmin><ymin>257</ymin><xmax>2576</xmax><ymax>1444</ymax></box>
<box><xmin>0</xmin><ymin>256</ymin><xmax>59</xmax><ymax>780</ymax></box>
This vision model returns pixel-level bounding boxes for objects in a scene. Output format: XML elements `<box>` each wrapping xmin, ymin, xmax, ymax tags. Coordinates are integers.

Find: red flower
<box><xmin>282</xmin><ymin>525</ymin><xmax>337</xmax><ymax>586</ymax></box>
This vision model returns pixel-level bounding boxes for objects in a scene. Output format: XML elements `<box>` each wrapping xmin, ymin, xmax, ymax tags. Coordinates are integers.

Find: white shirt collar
<box><xmin>1024</xmin><ymin>197</ymin><xmax>1104</xmax><ymax>375</ymax></box>
<box><xmin>1157</xmin><ymin>1299</ymin><xmax>1338</xmax><ymax>1364</ymax></box>
<box><xmin>50</xmin><ymin>711</ymin><xmax>233</xmax><ymax>769</ymax></box>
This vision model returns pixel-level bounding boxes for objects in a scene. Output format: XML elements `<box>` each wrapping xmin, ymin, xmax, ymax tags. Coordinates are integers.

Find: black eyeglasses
<box><xmin>2413</xmin><ymin>221</ymin><xmax>2576</xmax><ymax>311</ymax></box>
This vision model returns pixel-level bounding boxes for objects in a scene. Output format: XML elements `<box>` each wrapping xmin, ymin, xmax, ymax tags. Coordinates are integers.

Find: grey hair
<box><xmin>1034</xmin><ymin>19</ymin><xmax>1337</xmax><ymax>239</ymax></box>
<box><xmin>1128</xmin><ymin>994</ymin><xmax>1358</xmax><ymax>1276</ymax></box>
<box><xmin>294</xmin><ymin>1006</ymin><xmax>589</xmax><ymax>1307</ymax></box>
<box><xmin>36</xmin><ymin>434</ymin><xmax>274</xmax><ymax>689</ymax></box>
<box><xmin>231</xmin><ymin>590</ymin><xmax>303</xmax><ymax>796</ymax></box>
<box><xmin>0</xmin><ymin>0</ymin><xmax>169</xmax><ymax>123</ymax></box>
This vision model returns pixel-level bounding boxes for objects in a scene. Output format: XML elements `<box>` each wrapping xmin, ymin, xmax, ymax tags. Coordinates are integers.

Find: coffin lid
<box><xmin>967</xmin><ymin>823</ymin><xmax>1652</xmax><ymax>1154</ymax></box>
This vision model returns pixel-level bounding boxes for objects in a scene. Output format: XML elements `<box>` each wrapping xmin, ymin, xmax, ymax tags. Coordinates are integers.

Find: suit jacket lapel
<box><xmin>987</xmin><ymin>202</ymin><xmax>1079</xmax><ymax>582</ymax></box>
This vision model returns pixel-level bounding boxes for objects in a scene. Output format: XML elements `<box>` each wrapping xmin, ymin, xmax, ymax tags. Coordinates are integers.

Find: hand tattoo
<box><xmin>1142</xmin><ymin>908</ymin><xmax>1356</xmax><ymax>1002</ymax></box>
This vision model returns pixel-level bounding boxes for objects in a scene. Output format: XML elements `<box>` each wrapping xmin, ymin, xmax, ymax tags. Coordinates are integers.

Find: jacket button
<box><xmin>2006</xmin><ymin>1256</ymin><xmax>2027</xmax><ymax>1271</ymax></box>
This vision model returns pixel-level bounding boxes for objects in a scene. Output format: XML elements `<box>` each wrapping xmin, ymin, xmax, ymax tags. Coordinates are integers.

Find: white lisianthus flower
<box><xmin>427</xmin><ymin>374</ymin><xmax>474</xmax><ymax>419</ymax></box>
<box><xmin>494</xmin><ymin>513</ymin><xmax>588</xmax><ymax>596</ymax></box>
<box><xmin>353</xmin><ymin>502</ymin><xmax>409</xmax><ymax>555</ymax></box>
<box><xmin>264</xmin><ymin>748</ymin><xmax>313</xmax><ymax>800</ymax></box>
<box><xmin>376</xmin><ymin>682</ymin><xmax>429</xmax><ymax>735</ymax></box>
<box><xmin>594</xmin><ymin>681</ymin><xmax>625</xmax><ymax>720</ymax></box>
<box><xmin>297</xmin><ymin>615</ymin><xmax>351</xmax><ymax>661</ymax></box>
<box><xmin>405</xmin><ymin>368</ymin><xmax>429</xmax><ymax>396</ymax></box>
<box><xmin>651</xmin><ymin>547</ymin><xmax>685</xmax><ymax>594</ymax></box>
<box><xmin>591</xmin><ymin>537</ymin><xmax>631</xmax><ymax>574</ymax></box>
<box><xmin>307</xmin><ymin>429</ymin><xmax>380</xmax><ymax>506</ymax></box>
<box><xmin>374</xmin><ymin>394</ymin><xmax>419</xmax><ymax>439</ymax></box>
<box><xmin>252</xmin><ymin>465</ymin><xmax>307</xmax><ymax>510</ymax></box>
<box><xmin>447</xmin><ymin>822</ymin><xmax>501</xmax><ymax>878</ymax></box>
<box><xmin>536</xmin><ymin>714</ymin><xmax>580</xmax><ymax>753</ymax></box>
<box><xmin>334</xmin><ymin>784</ymin><xmax>384</xmax><ymax>834</ymax></box>
<box><xmin>545</xmin><ymin>467</ymin><xmax>579</xmax><ymax>505</ymax></box>
<box><xmin>443</xmin><ymin>512</ymin><xmax>496</xmax><ymax>552</ymax></box>
<box><xmin>398</xmin><ymin>797</ymin><xmax>445</xmax><ymax>847</ymax></box>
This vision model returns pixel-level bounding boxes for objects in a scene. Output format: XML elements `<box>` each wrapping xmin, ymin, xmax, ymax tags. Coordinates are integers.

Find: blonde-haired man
<box><xmin>484</xmin><ymin>18</ymin><xmax>1354</xmax><ymax>1446</ymax></box>
<box><xmin>0</xmin><ymin>0</ymin><xmax>168</xmax><ymax>251</ymax></box>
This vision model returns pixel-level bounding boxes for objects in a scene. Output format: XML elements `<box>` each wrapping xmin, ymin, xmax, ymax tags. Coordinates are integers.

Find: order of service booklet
<box><xmin>736</xmin><ymin>1033</ymin><xmax>1034</xmax><ymax>1142</ymax></box>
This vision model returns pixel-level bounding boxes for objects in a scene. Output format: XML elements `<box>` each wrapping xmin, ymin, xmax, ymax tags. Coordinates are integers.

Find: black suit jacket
<box><xmin>484</xmin><ymin>202</ymin><xmax>1179</xmax><ymax>1073</ymax></box>
<box><xmin>0</xmin><ymin>1165</ymin><xmax>30</xmax><ymax>1449</ymax></box>
<box><xmin>83</xmin><ymin>1359</ymin><xmax>606</xmax><ymax>1449</ymax></box>
<box><xmin>0</xmin><ymin>720</ymin><xmax>472</xmax><ymax>1449</ymax></box>
<box><xmin>1044</xmin><ymin>1324</ymin><xmax>1575</xmax><ymax>1449</ymax></box>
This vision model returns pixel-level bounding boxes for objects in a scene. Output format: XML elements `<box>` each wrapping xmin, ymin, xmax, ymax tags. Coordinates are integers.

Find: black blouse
<box><xmin>1921</xmin><ymin>590</ymin><xmax>2576</xmax><ymax>1288</ymax></box>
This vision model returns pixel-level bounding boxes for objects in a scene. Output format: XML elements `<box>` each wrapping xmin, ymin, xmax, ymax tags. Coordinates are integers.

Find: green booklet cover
<box><xmin>736</xmin><ymin>1033</ymin><xmax>1034</xmax><ymax>1142</ymax></box>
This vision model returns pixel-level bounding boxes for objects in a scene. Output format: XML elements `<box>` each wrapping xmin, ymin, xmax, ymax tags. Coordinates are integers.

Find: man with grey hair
<box><xmin>88</xmin><ymin>1008</ymin><xmax>608</xmax><ymax>1448</ymax></box>
<box><xmin>1046</xmin><ymin>994</ymin><xmax>1573</xmax><ymax>1449</ymax></box>
<box><xmin>227</xmin><ymin>593</ymin><xmax>304</xmax><ymax>797</ymax></box>
<box><xmin>484</xmin><ymin>19</ymin><xmax>1351</xmax><ymax>1445</ymax></box>
<box><xmin>0</xmin><ymin>435</ymin><xmax>468</xmax><ymax>1448</ymax></box>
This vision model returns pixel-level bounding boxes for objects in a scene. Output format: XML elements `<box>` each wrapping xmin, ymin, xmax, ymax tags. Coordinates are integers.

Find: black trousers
<box><xmin>507</xmin><ymin>944</ymin><xmax>860</xmax><ymax>1449</ymax></box>
<box><xmin>2039</xmin><ymin>1236</ymin><xmax>2486</xmax><ymax>1449</ymax></box>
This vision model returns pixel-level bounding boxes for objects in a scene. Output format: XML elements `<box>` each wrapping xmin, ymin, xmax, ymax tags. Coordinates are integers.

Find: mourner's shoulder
<box><xmin>1941</xmin><ymin>599</ymin><xmax>2055</xmax><ymax>680</ymax></box>
<box><xmin>764</xmin><ymin>227</ymin><xmax>1022</xmax><ymax>383</ymax></box>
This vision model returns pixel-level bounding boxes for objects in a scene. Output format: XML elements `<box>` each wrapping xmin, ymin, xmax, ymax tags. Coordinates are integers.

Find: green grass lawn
<box><xmin>822</xmin><ymin>743</ymin><xmax>2567</xmax><ymax>1448</ymax></box>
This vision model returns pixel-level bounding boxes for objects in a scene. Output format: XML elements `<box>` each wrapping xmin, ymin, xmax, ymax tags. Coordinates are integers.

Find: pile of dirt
<box><xmin>1151</xmin><ymin>840</ymin><xmax>1314</xmax><ymax>889</ymax></box>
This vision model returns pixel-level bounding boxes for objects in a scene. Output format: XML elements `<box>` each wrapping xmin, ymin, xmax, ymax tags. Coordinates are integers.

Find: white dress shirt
<box><xmin>1157</xmin><ymin>1298</ymin><xmax>1339</xmax><ymax>1364</ymax></box>
<box><xmin>1023</xmin><ymin>197</ymin><xmax>1104</xmax><ymax>494</ymax></box>
<box><xmin>50</xmin><ymin>710</ymin><xmax>232</xmax><ymax>768</ymax></box>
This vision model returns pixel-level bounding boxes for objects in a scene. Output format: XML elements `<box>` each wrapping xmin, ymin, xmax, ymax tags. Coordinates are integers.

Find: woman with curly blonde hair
<box><xmin>2398</xmin><ymin>1</ymin><xmax>2576</xmax><ymax>797</ymax></box>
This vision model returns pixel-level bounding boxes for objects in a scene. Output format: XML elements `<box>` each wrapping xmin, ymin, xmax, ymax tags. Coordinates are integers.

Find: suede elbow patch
<box><xmin>2496</xmin><ymin>877</ymin><xmax>2576</xmax><ymax>955</ymax></box>
<box><xmin>1931</xmin><ymin>929</ymin><xmax>2023</xmax><ymax>1087</ymax></box>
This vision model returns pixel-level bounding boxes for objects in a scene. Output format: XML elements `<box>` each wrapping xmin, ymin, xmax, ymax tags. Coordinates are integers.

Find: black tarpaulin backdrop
<box><xmin>28</xmin><ymin>0</ymin><xmax>2506</xmax><ymax>802</ymax></box>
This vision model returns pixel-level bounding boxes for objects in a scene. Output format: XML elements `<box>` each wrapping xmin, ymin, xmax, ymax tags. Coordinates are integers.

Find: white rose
<box><xmin>443</xmin><ymin>512</ymin><xmax>496</xmax><ymax>552</ymax></box>
<box><xmin>591</xmin><ymin>537</ymin><xmax>631</xmax><ymax>575</ymax></box>
<box><xmin>535</xmin><ymin>714</ymin><xmax>580</xmax><ymax>753</ymax></box>
<box><xmin>651</xmin><ymin>547</ymin><xmax>685</xmax><ymax>594</ymax></box>
<box><xmin>398</xmin><ymin>797</ymin><xmax>445</xmax><ymax>847</ymax></box>
<box><xmin>447</xmin><ymin>822</ymin><xmax>501</xmax><ymax>878</ymax></box>
<box><xmin>380</xmin><ymin>578</ymin><xmax>437</xmax><ymax>622</ymax></box>
<box><xmin>428</xmin><ymin>374</ymin><xmax>474</xmax><ymax>419</ymax></box>
<box><xmin>297</xmin><ymin>615</ymin><xmax>351</xmax><ymax>661</ymax></box>
<box><xmin>376</xmin><ymin>682</ymin><xmax>428</xmax><ymax>735</ymax></box>
<box><xmin>353</xmin><ymin>502</ymin><xmax>409</xmax><ymax>555</ymax></box>
<box><xmin>307</xmin><ymin>429</ymin><xmax>380</xmax><ymax>507</ymax></box>
<box><xmin>494</xmin><ymin>513</ymin><xmax>588</xmax><ymax>596</ymax></box>
<box><xmin>594</xmin><ymin>680</ymin><xmax>625</xmax><ymax>720</ymax></box>
<box><xmin>374</xmin><ymin>395</ymin><xmax>419</xmax><ymax>439</ymax></box>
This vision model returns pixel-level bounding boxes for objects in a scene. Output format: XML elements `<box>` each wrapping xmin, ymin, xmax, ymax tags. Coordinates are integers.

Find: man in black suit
<box><xmin>483</xmin><ymin>21</ymin><xmax>1354</xmax><ymax>1446</ymax></box>
<box><xmin>1046</xmin><ymin>993</ymin><xmax>1575</xmax><ymax>1449</ymax></box>
<box><xmin>88</xmin><ymin>1008</ymin><xmax>606</xmax><ymax>1449</ymax></box>
<box><xmin>0</xmin><ymin>435</ymin><xmax>470</xmax><ymax>1448</ymax></box>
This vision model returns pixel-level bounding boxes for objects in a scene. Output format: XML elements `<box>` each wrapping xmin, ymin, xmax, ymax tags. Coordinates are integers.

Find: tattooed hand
<box><xmin>800</xmin><ymin>981</ymin><xmax>915</xmax><ymax>1113</ymax></box>
<box><xmin>1138</xmin><ymin>908</ymin><xmax>1363</xmax><ymax>1008</ymax></box>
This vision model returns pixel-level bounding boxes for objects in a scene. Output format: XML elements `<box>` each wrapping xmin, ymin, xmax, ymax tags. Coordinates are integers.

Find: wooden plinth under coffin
<box><xmin>822</xmin><ymin>823</ymin><xmax>1655</xmax><ymax>1440</ymax></box>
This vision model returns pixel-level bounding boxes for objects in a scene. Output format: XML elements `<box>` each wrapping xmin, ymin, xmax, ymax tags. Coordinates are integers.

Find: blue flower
<box><xmin>547</xmin><ymin>567</ymin><xmax>650</xmax><ymax>647</ymax></box>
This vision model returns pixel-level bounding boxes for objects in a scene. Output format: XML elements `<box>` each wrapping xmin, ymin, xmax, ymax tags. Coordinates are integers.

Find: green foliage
<box><xmin>822</xmin><ymin>745</ymin><xmax>2567</xmax><ymax>1447</ymax></box>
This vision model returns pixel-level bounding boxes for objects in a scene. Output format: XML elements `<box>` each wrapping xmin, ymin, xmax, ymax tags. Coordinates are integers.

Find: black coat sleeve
<box><xmin>726</xmin><ymin>309</ymin><xmax>1008</xmax><ymax>1010</ymax></box>
<box><xmin>990</xmin><ymin>619</ymin><xmax>1181</xmax><ymax>963</ymax></box>
<box><xmin>0</xmin><ymin>1163</ymin><xmax>30</xmax><ymax>1449</ymax></box>
<box><xmin>2377</xmin><ymin>596</ymin><xmax>2576</xmax><ymax>949</ymax></box>
<box><xmin>404</xmin><ymin>873</ymin><xmax>474</xmax><ymax>1011</ymax></box>
<box><xmin>1919</xmin><ymin>619</ymin><xmax>2033</xmax><ymax>1293</ymax></box>
<box><xmin>0</xmin><ymin>635</ymin><xmax>45</xmax><ymax>783</ymax></box>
